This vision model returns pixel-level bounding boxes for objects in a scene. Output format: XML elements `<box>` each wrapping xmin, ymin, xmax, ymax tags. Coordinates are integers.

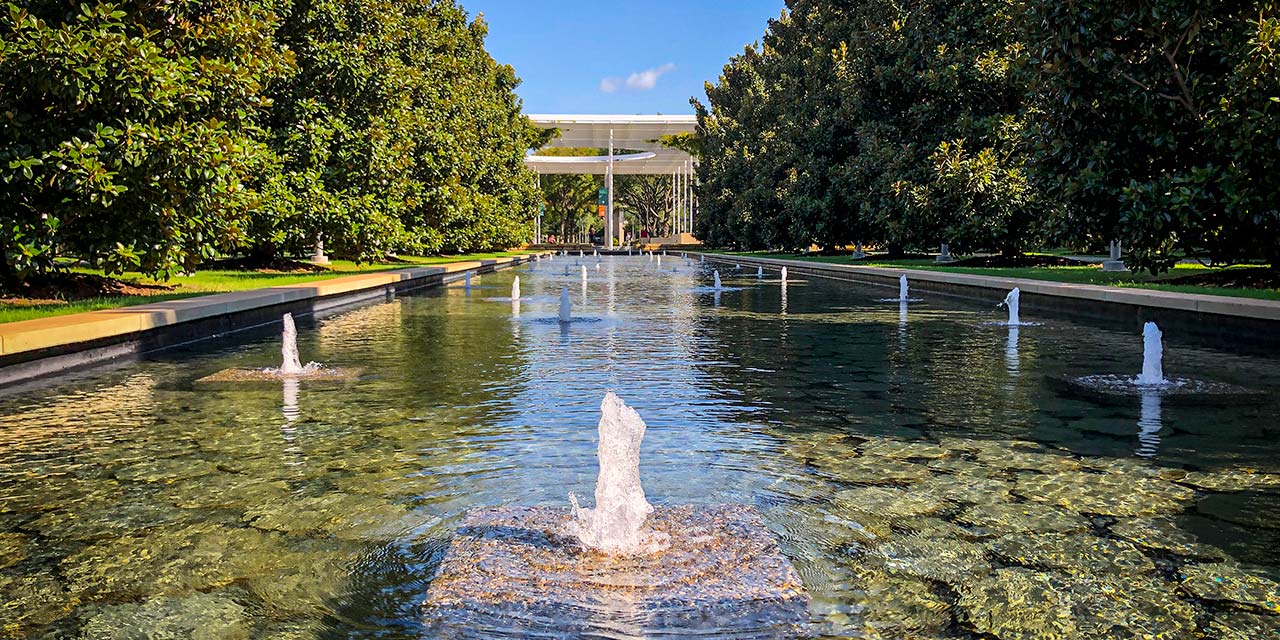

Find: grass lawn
<box><xmin>0</xmin><ymin>252</ymin><xmax>533</xmax><ymax>324</ymax></box>
<box><xmin>710</xmin><ymin>251</ymin><xmax>1280</xmax><ymax>302</ymax></box>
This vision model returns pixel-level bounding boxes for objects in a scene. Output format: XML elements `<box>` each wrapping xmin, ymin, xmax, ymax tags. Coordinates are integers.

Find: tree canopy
<box><xmin>0</xmin><ymin>0</ymin><xmax>541</xmax><ymax>289</ymax></box>
<box><xmin>693</xmin><ymin>0</ymin><xmax>1280</xmax><ymax>272</ymax></box>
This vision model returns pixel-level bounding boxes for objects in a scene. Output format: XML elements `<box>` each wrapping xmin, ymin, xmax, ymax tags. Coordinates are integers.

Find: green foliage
<box><xmin>1</xmin><ymin>1</ymin><xmax>290</xmax><ymax>281</ymax></box>
<box><xmin>694</xmin><ymin>0</ymin><xmax>1280</xmax><ymax>272</ymax></box>
<box><xmin>616</xmin><ymin>174</ymin><xmax>674</xmax><ymax>237</ymax></box>
<box><xmin>532</xmin><ymin>148</ymin><xmax>599</xmax><ymax>242</ymax></box>
<box><xmin>1026</xmin><ymin>0</ymin><xmax>1280</xmax><ymax>272</ymax></box>
<box><xmin>0</xmin><ymin>0</ymin><xmax>539</xmax><ymax>290</ymax></box>
<box><xmin>694</xmin><ymin>0</ymin><xmax>1040</xmax><ymax>254</ymax></box>
<box><xmin>253</xmin><ymin>0</ymin><xmax>541</xmax><ymax>262</ymax></box>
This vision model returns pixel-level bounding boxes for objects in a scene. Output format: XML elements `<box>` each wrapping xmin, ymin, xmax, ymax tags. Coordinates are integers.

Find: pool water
<box><xmin>2</xmin><ymin>257</ymin><xmax>1279</xmax><ymax>639</ymax></box>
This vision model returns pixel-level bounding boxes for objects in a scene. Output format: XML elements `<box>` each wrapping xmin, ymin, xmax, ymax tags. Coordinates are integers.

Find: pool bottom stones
<box><xmin>193</xmin><ymin>367</ymin><xmax>364</xmax><ymax>385</ymax></box>
<box><xmin>422</xmin><ymin>504</ymin><xmax>809</xmax><ymax>638</ymax></box>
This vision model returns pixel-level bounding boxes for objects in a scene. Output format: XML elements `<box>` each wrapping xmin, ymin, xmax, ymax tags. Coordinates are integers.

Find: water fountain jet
<box><xmin>279</xmin><ymin>312</ymin><xmax>305</xmax><ymax>376</ymax></box>
<box><xmin>881</xmin><ymin>274</ymin><xmax>921</xmax><ymax>303</ymax></box>
<box><xmin>196</xmin><ymin>313</ymin><xmax>361</xmax><ymax>383</ymax></box>
<box><xmin>713</xmin><ymin>271</ymin><xmax>723</xmax><ymax>291</ymax></box>
<box><xmin>567</xmin><ymin>393</ymin><xmax>665</xmax><ymax>554</ymax></box>
<box><xmin>423</xmin><ymin>395</ymin><xmax>808</xmax><ymax>633</ymax></box>
<box><xmin>1137</xmin><ymin>322</ymin><xmax>1166</xmax><ymax>386</ymax></box>
<box><xmin>559</xmin><ymin>287</ymin><xmax>572</xmax><ymax>323</ymax></box>
<box><xmin>511</xmin><ymin>276</ymin><xmax>521</xmax><ymax>301</ymax></box>
<box><xmin>1068</xmin><ymin>321</ymin><xmax>1253</xmax><ymax>397</ymax></box>
<box><xmin>990</xmin><ymin>288</ymin><xmax>1039</xmax><ymax>326</ymax></box>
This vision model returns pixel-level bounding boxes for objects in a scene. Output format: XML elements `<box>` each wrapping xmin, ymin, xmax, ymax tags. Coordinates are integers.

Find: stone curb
<box><xmin>692</xmin><ymin>252</ymin><xmax>1280</xmax><ymax>323</ymax></box>
<box><xmin>0</xmin><ymin>255</ymin><xmax>539</xmax><ymax>361</ymax></box>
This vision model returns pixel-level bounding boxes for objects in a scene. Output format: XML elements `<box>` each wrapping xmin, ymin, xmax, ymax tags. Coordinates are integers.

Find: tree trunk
<box><xmin>0</xmin><ymin>251</ymin><xmax>16</xmax><ymax>295</ymax></box>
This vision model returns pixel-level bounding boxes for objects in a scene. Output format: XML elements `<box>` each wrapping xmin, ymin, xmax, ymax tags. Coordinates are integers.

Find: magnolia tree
<box><xmin>0</xmin><ymin>0</ymin><xmax>541</xmax><ymax>290</ymax></box>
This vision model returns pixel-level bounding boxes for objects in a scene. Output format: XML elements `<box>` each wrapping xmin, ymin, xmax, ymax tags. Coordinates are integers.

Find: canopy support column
<box><xmin>606</xmin><ymin>129</ymin><xmax>614</xmax><ymax>248</ymax></box>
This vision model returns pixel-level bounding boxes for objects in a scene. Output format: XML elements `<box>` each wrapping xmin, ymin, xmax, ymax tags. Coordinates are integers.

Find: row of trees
<box><xmin>693</xmin><ymin>0</ymin><xmax>1280</xmax><ymax>273</ymax></box>
<box><xmin>0</xmin><ymin>0</ymin><xmax>543</xmax><ymax>287</ymax></box>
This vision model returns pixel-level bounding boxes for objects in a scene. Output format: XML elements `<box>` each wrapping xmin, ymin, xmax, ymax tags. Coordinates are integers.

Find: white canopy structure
<box><xmin>525</xmin><ymin>114</ymin><xmax>698</xmax><ymax>246</ymax></box>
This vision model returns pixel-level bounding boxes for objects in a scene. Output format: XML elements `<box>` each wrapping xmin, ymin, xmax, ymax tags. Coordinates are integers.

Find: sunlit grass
<box><xmin>0</xmin><ymin>252</ymin><xmax>533</xmax><ymax>324</ymax></box>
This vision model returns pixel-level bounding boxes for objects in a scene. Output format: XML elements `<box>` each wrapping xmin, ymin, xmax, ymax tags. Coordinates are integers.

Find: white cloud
<box><xmin>599</xmin><ymin>63</ymin><xmax>676</xmax><ymax>94</ymax></box>
<box><xmin>626</xmin><ymin>63</ymin><xmax>677</xmax><ymax>90</ymax></box>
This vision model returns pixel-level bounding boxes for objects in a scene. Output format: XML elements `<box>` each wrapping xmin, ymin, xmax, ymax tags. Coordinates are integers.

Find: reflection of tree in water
<box><xmin>0</xmin><ymin>372</ymin><xmax>157</xmax><ymax>453</ymax></box>
<box><xmin>904</xmin><ymin>311</ymin><xmax>1042</xmax><ymax>438</ymax></box>
<box><xmin>696</xmin><ymin>286</ymin><xmax>905</xmax><ymax>437</ymax></box>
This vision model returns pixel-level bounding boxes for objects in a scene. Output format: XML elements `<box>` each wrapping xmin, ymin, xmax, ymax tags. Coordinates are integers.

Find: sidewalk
<box><xmin>0</xmin><ymin>255</ymin><xmax>537</xmax><ymax>360</ymax></box>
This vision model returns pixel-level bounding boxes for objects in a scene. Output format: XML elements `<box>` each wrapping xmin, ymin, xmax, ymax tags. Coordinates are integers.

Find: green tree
<box><xmin>1026</xmin><ymin>0</ymin><xmax>1280</xmax><ymax>272</ymax></box>
<box><xmin>252</xmin><ymin>0</ymin><xmax>540</xmax><ymax>263</ymax></box>
<box><xmin>0</xmin><ymin>1</ymin><xmax>289</xmax><ymax>285</ymax></box>
<box><xmin>693</xmin><ymin>0</ymin><xmax>1042</xmax><ymax>255</ymax></box>
<box><xmin>616</xmin><ymin>175</ymin><xmax>673</xmax><ymax>238</ymax></box>
<box><xmin>539</xmin><ymin>173</ymin><xmax>598</xmax><ymax>243</ymax></box>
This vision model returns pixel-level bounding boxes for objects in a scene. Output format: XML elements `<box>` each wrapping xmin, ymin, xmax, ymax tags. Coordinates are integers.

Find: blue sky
<box><xmin>462</xmin><ymin>0</ymin><xmax>785</xmax><ymax>115</ymax></box>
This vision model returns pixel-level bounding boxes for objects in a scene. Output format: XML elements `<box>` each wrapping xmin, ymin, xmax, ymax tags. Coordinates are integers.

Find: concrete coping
<box><xmin>0</xmin><ymin>255</ymin><xmax>535</xmax><ymax>357</ymax></box>
<box><xmin>694</xmin><ymin>252</ymin><xmax>1280</xmax><ymax>323</ymax></box>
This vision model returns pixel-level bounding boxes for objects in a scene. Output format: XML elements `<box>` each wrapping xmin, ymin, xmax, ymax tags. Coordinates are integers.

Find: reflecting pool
<box><xmin>2</xmin><ymin>257</ymin><xmax>1279</xmax><ymax>638</ymax></box>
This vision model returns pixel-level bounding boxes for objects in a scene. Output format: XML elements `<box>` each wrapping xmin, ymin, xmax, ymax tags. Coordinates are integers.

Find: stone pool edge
<box><xmin>692</xmin><ymin>252</ymin><xmax>1280</xmax><ymax>332</ymax></box>
<box><xmin>0</xmin><ymin>254</ymin><xmax>545</xmax><ymax>386</ymax></box>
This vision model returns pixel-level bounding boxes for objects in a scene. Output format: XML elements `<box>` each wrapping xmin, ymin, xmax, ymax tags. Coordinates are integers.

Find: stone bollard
<box><xmin>935</xmin><ymin>243</ymin><xmax>957</xmax><ymax>264</ymax></box>
<box><xmin>1102</xmin><ymin>240</ymin><xmax>1130</xmax><ymax>272</ymax></box>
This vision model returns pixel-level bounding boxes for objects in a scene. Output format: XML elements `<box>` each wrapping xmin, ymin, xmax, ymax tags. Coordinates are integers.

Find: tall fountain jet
<box><xmin>899</xmin><ymin>275</ymin><xmax>909</xmax><ymax>301</ymax></box>
<box><xmin>568</xmin><ymin>393</ymin><xmax>663</xmax><ymax>554</ymax></box>
<box><xmin>511</xmin><ymin>276</ymin><xmax>521</xmax><ymax>301</ymax></box>
<box><xmin>1136</xmin><ymin>322</ymin><xmax>1166</xmax><ymax>386</ymax></box>
<box><xmin>559</xmin><ymin>287</ymin><xmax>572</xmax><ymax>323</ymax></box>
<box><xmin>581</xmin><ymin>265</ymin><xmax>588</xmax><ymax>283</ymax></box>
<box><xmin>280</xmin><ymin>313</ymin><xmax>304</xmax><ymax>375</ymax></box>
<box><xmin>1003</xmin><ymin>288</ymin><xmax>1021</xmax><ymax>325</ymax></box>
<box><xmin>713</xmin><ymin>271</ymin><xmax>723</xmax><ymax>291</ymax></box>
<box><xmin>464</xmin><ymin>272</ymin><xmax>472</xmax><ymax>293</ymax></box>
<box><xmin>780</xmin><ymin>266</ymin><xmax>788</xmax><ymax>283</ymax></box>
<box><xmin>657</xmin><ymin>254</ymin><xmax>662</xmax><ymax>266</ymax></box>
<box><xmin>757</xmin><ymin>266</ymin><xmax>764</xmax><ymax>278</ymax></box>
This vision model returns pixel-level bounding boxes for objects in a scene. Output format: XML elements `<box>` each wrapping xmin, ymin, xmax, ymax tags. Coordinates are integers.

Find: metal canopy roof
<box><xmin>524</xmin><ymin>114</ymin><xmax>696</xmax><ymax>175</ymax></box>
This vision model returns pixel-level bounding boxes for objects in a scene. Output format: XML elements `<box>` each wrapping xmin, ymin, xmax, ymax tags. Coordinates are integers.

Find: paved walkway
<box><xmin>0</xmin><ymin>255</ymin><xmax>535</xmax><ymax>358</ymax></box>
<box><xmin>693</xmin><ymin>252</ymin><xmax>1280</xmax><ymax>323</ymax></box>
